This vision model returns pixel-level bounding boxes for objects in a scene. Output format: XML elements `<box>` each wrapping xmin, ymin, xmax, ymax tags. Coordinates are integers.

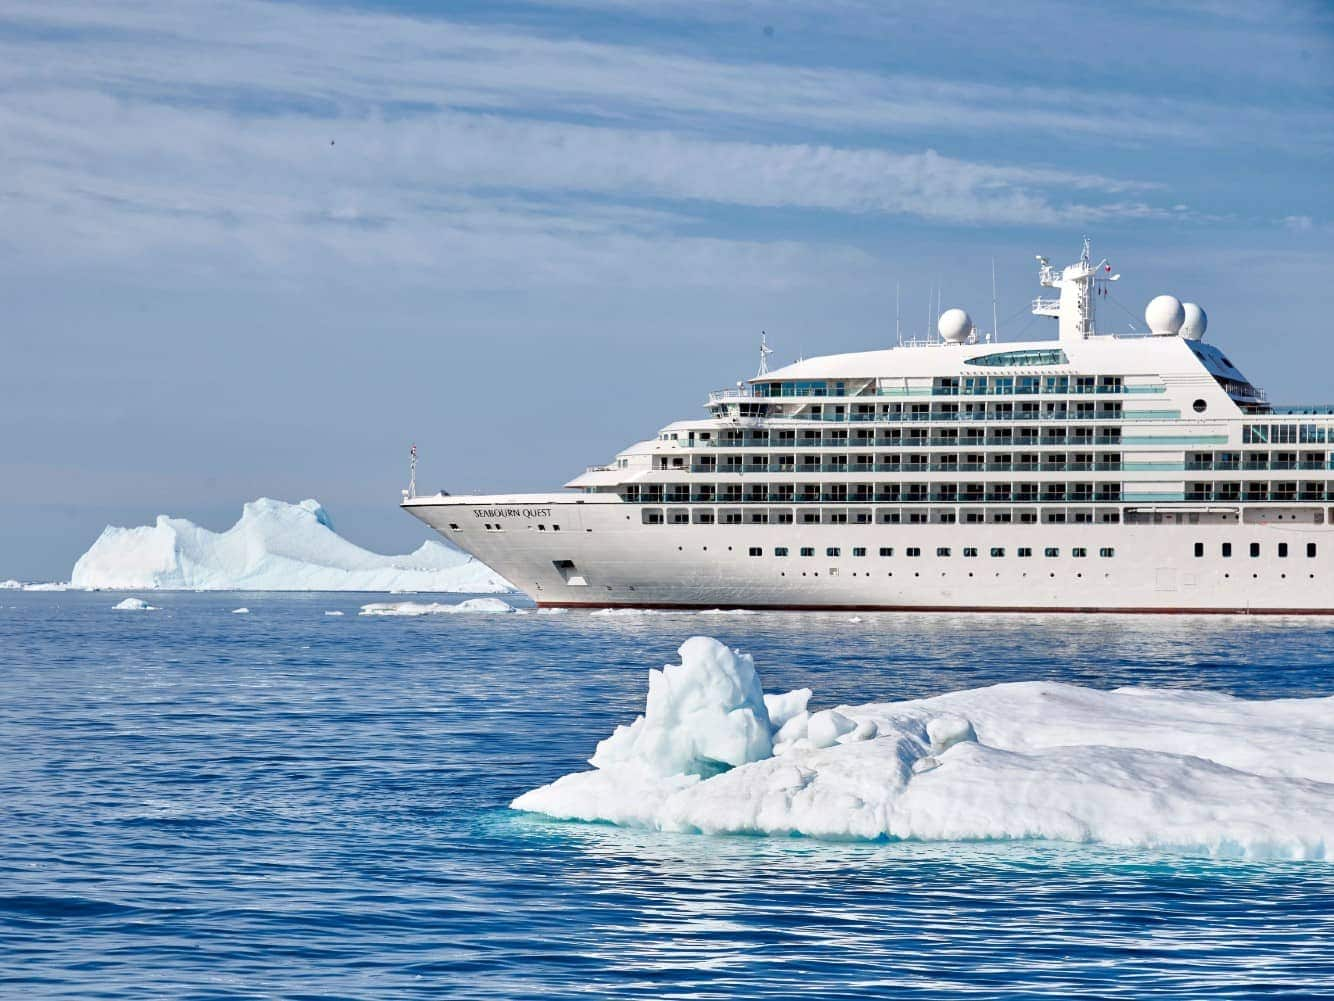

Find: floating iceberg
<box><xmin>359</xmin><ymin>597</ymin><xmax>520</xmax><ymax>616</ymax></box>
<box><xmin>513</xmin><ymin>637</ymin><xmax>1334</xmax><ymax>860</ymax></box>
<box><xmin>0</xmin><ymin>580</ymin><xmax>20</xmax><ymax>590</ymax></box>
<box><xmin>231</xmin><ymin>607</ymin><xmax>250</xmax><ymax>615</ymax></box>
<box><xmin>70</xmin><ymin>498</ymin><xmax>512</xmax><ymax>592</ymax></box>
<box><xmin>113</xmin><ymin>597</ymin><xmax>158</xmax><ymax>611</ymax></box>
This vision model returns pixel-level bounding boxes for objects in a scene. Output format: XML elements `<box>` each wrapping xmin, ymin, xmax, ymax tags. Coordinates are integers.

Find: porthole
<box><xmin>1193</xmin><ymin>399</ymin><xmax>1207</xmax><ymax>413</ymax></box>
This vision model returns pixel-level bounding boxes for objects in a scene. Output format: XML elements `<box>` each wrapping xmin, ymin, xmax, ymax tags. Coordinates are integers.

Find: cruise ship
<box><xmin>404</xmin><ymin>242</ymin><xmax>1333</xmax><ymax>613</ymax></box>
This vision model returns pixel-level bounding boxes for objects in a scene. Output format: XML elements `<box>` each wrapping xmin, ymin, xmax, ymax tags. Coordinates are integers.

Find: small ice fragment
<box><xmin>764</xmin><ymin>688</ymin><xmax>812</xmax><ymax>729</ymax></box>
<box><xmin>774</xmin><ymin>710</ymin><xmax>810</xmax><ymax>745</ymax></box>
<box><xmin>231</xmin><ymin>607</ymin><xmax>250</xmax><ymax>614</ymax></box>
<box><xmin>324</xmin><ymin>610</ymin><xmax>344</xmax><ymax>616</ymax></box>
<box><xmin>912</xmin><ymin>756</ymin><xmax>941</xmax><ymax>774</ymax></box>
<box><xmin>807</xmin><ymin>709</ymin><xmax>856</xmax><ymax>749</ymax></box>
<box><xmin>848</xmin><ymin>718</ymin><xmax>879</xmax><ymax>742</ymax></box>
<box><xmin>113</xmin><ymin>597</ymin><xmax>158</xmax><ymax>611</ymax></box>
<box><xmin>927</xmin><ymin>715</ymin><xmax>977</xmax><ymax>754</ymax></box>
<box><xmin>359</xmin><ymin>597</ymin><xmax>516</xmax><ymax>616</ymax></box>
<box><xmin>848</xmin><ymin>615</ymin><xmax>863</xmax><ymax>623</ymax></box>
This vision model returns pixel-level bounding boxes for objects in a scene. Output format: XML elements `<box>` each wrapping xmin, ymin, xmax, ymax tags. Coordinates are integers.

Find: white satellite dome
<box><xmin>937</xmin><ymin>308</ymin><xmax>973</xmax><ymax>344</ymax></box>
<box><xmin>1180</xmin><ymin>302</ymin><xmax>1207</xmax><ymax>341</ymax></box>
<box><xmin>1145</xmin><ymin>295</ymin><xmax>1185</xmax><ymax>336</ymax></box>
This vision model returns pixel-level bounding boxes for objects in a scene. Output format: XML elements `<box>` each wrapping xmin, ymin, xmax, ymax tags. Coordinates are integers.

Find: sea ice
<box><xmin>70</xmin><ymin>497</ymin><xmax>512</xmax><ymax>593</ymax></box>
<box><xmin>24</xmin><ymin>582</ymin><xmax>69</xmax><ymax>591</ymax></box>
<box><xmin>324</xmin><ymin>610</ymin><xmax>344</xmax><ymax>616</ymax></box>
<box><xmin>359</xmin><ymin>597</ymin><xmax>518</xmax><ymax>616</ymax></box>
<box><xmin>512</xmin><ymin>637</ymin><xmax>1334</xmax><ymax>859</ymax></box>
<box><xmin>231</xmin><ymin>607</ymin><xmax>250</xmax><ymax>614</ymax></box>
<box><xmin>0</xmin><ymin>580</ymin><xmax>20</xmax><ymax>590</ymax></box>
<box><xmin>113</xmin><ymin>598</ymin><xmax>158</xmax><ymax>611</ymax></box>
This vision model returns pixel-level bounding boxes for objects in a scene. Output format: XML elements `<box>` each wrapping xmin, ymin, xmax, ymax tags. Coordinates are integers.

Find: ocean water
<box><xmin>3</xmin><ymin>592</ymin><xmax>1333</xmax><ymax>999</ymax></box>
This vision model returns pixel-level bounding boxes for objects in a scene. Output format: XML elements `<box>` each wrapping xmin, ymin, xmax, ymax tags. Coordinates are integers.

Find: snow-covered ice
<box><xmin>359</xmin><ymin>597</ymin><xmax>520</xmax><ymax>616</ymax></box>
<box><xmin>231</xmin><ymin>607</ymin><xmax>250</xmax><ymax>615</ymax></box>
<box><xmin>70</xmin><ymin>497</ymin><xmax>512</xmax><ymax>592</ymax></box>
<box><xmin>324</xmin><ymin>610</ymin><xmax>344</xmax><ymax>617</ymax></box>
<box><xmin>513</xmin><ymin>637</ymin><xmax>1334</xmax><ymax>860</ymax></box>
<box><xmin>113</xmin><ymin>597</ymin><xmax>158</xmax><ymax>611</ymax></box>
<box><xmin>0</xmin><ymin>580</ymin><xmax>20</xmax><ymax>590</ymax></box>
<box><xmin>23</xmin><ymin>582</ymin><xmax>69</xmax><ymax>591</ymax></box>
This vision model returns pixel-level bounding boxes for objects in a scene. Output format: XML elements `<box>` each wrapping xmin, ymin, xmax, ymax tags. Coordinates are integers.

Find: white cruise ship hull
<box><xmin>404</xmin><ymin>495</ymin><xmax>1334</xmax><ymax>613</ymax></box>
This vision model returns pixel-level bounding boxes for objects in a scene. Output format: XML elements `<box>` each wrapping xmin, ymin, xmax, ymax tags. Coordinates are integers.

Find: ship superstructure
<box><xmin>404</xmin><ymin>242</ymin><xmax>1334</xmax><ymax>612</ymax></box>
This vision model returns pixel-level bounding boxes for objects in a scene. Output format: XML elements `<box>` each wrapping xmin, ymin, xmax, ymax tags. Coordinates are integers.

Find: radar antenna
<box><xmin>756</xmin><ymin>331</ymin><xmax>774</xmax><ymax>377</ymax></box>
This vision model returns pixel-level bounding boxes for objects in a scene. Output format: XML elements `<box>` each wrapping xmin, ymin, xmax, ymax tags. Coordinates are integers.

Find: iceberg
<box><xmin>512</xmin><ymin>637</ymin><xmax>1334</xmax><ymax>860</ymax></box>
<box><xmin>70</xmin><ymin>498</ymin><xmax>512</xmax><ymax>592</ymax></box>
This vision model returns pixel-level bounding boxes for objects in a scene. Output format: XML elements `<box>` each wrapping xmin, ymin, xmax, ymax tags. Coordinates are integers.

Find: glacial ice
<box><xmin>512</xmin><ymin>637</ymin><xmax>1334</xmax><ymax>860</ymax></box>
<box><xmin>113</xmin><ymin>597</ymin><xmax>158</xmax><ymax>611</ymax></box>
<box><xmin>0</xmin><ymin>580</ymin><xmax>20</xmax><ymax>590</ymax></box>
<box><xmin>70</xmin><ymin>497</ymin><xmax>511</xmax><ymax>593</ymax></box>
<box><xmin>358</xmin><ymin>597</ymin><xmax>520</xmax><ymax>616</ymax></box>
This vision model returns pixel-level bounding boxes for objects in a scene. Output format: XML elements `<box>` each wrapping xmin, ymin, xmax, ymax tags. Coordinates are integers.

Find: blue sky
<box><xmin>2</xmin><ymin>0</ymin><xmax>1332</xmax><ymax>578</ymax></box>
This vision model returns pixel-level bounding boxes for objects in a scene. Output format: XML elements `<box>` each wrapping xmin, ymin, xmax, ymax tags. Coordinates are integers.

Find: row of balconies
<box><xmin>629</xmin><ymin>485</ymin><xmax>1128</xmax><ymax>504</ymax></box>
<box><xmin>629</xmin><ymin>484</ymin><xmax>1334</xmax><ymax>505</ymax></box>
<box><xmin>751</xmin><ymin>409</ymin><xmax>1129</xmax><ymax>423</ymax></box>
<box><xmin>1186</xmin><ymin>485</ymin><xmax>1329</xmax><ymax>502</ymax></box>
<box><xmin>695</xmin><ymin>434</ymin><xmax>1124</xmax><ymax>449</ymax></box>
<box><xmin>693</xmin><ymin>461</ymin><xmax>1126</xmax><ymax>474</ymax></box>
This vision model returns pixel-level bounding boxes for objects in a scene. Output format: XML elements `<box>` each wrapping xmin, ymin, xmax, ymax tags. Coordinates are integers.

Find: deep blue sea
<box><xmin>3</xmin><ymin>592</ymin><xmax>1333</xmax><ymax>999</ymax></box>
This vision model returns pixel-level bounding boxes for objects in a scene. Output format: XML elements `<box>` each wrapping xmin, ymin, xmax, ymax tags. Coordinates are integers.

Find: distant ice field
<box><xmin>2</xmin><ymin>592</ymin><xmax>1333</xmax><ymax>999</ymax></box>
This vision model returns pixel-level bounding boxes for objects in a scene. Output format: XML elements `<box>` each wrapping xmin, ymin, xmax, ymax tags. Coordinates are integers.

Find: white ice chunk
<box><xmin>0</xmin><ymin>580</ymin><xmax>20</xmax><ymax>590</ymax></box>
<box><xmin>324</xmin><ymin>610</ymin><xmax>344</xmax><ymax>616</ymax></box>
<box><xmin>231</xmin><ymin>607</ymin><xmax>250</xmax><ymax>614</ymax></box>
<box><xmin>24</xmin><ymin>582</ymin><xmax>69</xmax><ymax>591</ymax></box>
<box><xmin>764</xmin><ymin>688</ymin><xmax>812</xmax><ymax>730</ymax></box>
<box><xmin>70</xmin><ymin>497</ymin><xmax>512</xmax><ymax>593</ymax></box>
<box><xmin>513</xmin><ymin>638</ymin><xmax>1334</xmax><ymax>859</ymax></box>
<box><xmin>113</xmin><ymin>597</ymin><xmax>158</xmax><ymax>611</ymax></box>
<box><xmin>586</xmin><ymin>637</ymin><xmax>772</xmax><ymax>779</ymax></box>
<box><xmin>359</xmin><ymin>597</ymin><xmax>517</xmax><ymax>616</ymax></box>
<box><xmin>927</xmin><ymin>714</ymin><xmax>977</xmax><ymax>754</ymax></box>
<box><xmin>807</xmin><ymin>709</ymin><xmax>856</xmax><ymax>749</ymax></box>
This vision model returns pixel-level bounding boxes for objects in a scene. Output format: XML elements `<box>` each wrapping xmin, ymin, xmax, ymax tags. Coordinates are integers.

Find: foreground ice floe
<box><xmin>113</xmin><ymin>597</ymin><xmax>158</xmax><ymax>611</ymax></box>
<box><xmin>70</xmin><ymin>497</ymin><xmax>511</xmax><ymax>592</ymax></box>
<box><xmin>359</xmin><ymin>597</ymin><xmax>520</xmax><ymax>616</ymax></box>
<box><xmin>512</xmin><ymin>637</ymin><xmax>1334</xmax><ymax>860</ymax></box>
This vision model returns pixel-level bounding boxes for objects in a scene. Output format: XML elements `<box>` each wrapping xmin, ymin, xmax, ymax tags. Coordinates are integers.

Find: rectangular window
<box><xmin>1250</xmin><ymin>542</ymin><xmax>1260</xmax><ymax>558</ymax></box>
<box><xmin>936</xmin><ymin>547</ymin><xmax>951</xmax><ymax>557</ymax></box>
<box><xmin>907</xmin><ymin>547</ymin><xmax>921</xmax><ymax>557</ymax></box>
<box><xmin>800</xmin><ymin>547</ymin><xmax>814</xmax><ymax>557</ymax></box>
<box><xmin>1309</xmin><ymin>543</ymin><xmax>1318</xmax><ymax>558</ymax></box>
<box><xmin>879</xmin><ymin>547</ymin><xmax>894</xmax><ymax>557</ymax></box>
<box><xmin>1044</xmin><ymin>547</ymin><xmax>1059</xmax><ymax>558</ymax></box>
<box><xmin>748</xmin><ymin>547</ymin><xmax>763</xmax><ymax>557</ymax></box>
<box><xmin>774</xmin><ymin>547</ymin><xmax>789</xmax><ymax>557</ymax></box>
<box><xmin>963</xmin><ymin>547</ymin><xmax>979</xmax><ymax>557</ymax></box>
<box><xmin>1193</xmin><ymin>542</ymin><xmax>1204</xmax><ymax>558</ymax></box>
<box><xmin>990</xmin><ymin>547</ymin><xmax>1005</xmax><ymax>557</ymax></box>
<box><xmin>1099</xmin><ymin>547</ymin><xmax>1115</xmax><ymax>558</ymax></box>
<box><xmin>1222</xmin><ymin>542</ymin><xmax>1232</xmax><ymax>557</ymax></box>
<box><xmin>852</xmin><ymin>547</ymin><xmax>867</xmax><ymax>557</ymax></box>
<box><xmin>1278</xmin><ymin>543</ymin><xmax>1289</xmax><ymax>558</ymax></box>
<box><xmin>826</xmin><ymin>547</ymin><xmax>841</xmax><ymax>558</ymax></box>
<box><xmin>1072</xmin><ymin>548</ymin><xmax>1088</xmax><ymax>558</ymax></box>
<box><xmin>1017</xmin><ymin>547</ymin><xmax>1032</xmax><ymax>558</ymax></box>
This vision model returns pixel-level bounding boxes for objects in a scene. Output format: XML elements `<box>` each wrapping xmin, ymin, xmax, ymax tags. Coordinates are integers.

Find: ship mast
<box><xmin>1032</xmin><ymin>236</ymin><xmax>1118</xmax><ymax>341</ymax></box>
